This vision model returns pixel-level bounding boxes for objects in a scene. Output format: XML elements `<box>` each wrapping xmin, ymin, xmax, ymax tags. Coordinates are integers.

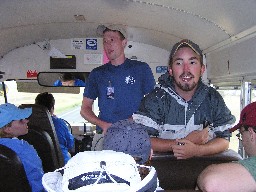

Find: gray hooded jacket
<box><xmin>133</xmin><ymin>73</ymin><xmax>235</xmax><ymax>140</ymax></box>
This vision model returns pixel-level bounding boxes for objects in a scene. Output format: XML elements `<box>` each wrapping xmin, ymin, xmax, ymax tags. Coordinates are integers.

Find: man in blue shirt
<box><xmin>0</xmin><ymin>103</ymin><xmax>44</xmax><ymax>192</ymax></box>
<box><xmin>35</xmin><ymin>92</ymin><xmax>74</xmax><ymax>164</ymax></box>
<box><xmin>80</xmin><ymin>25</ymin><xmax>155</xmax><ymax>135</ymax></box>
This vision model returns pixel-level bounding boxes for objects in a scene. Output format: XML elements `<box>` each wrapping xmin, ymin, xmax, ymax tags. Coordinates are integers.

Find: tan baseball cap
<box><xmin>98</xmin><ymin>24</ymin><xmax>127</xmax><ymax>39</ymax></box>
<box><xmin>171</xmin><ymin>39</ymin><xmax>203</xmax><ymax>58</ymax></box>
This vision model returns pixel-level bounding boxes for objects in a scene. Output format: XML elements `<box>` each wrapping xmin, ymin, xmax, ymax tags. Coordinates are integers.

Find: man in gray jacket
<box><xmin>133</xmin><ymin>39</ymin><xmax>235</xmax><ymax>159</ymax></box>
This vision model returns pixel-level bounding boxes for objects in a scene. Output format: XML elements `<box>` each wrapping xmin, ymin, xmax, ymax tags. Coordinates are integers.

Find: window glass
<box><xmin>252</xmin><ymin>86</ymin><xmax>256</xmax><ymax>102</ymax></box>
<box><xmin>1</xmin><ymin>81</ymin><xmax>86</xmax><ymax>126</ymax></box>
<box><xmin>217</xmin><ymin>89</ymin><xmax>240</xmax><ymax>153</ymax></box>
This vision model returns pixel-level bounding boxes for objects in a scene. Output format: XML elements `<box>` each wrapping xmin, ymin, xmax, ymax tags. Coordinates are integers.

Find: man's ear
<box><xmin>122</xmin><ymin>39</ymin><xmax>127</xmax><ymax>48</ymax></box>
<box><xmin>200</xmin><ymin>64</ymin><xmax>206</xmax><ymax>76</ymax></box>
<box><xmin>4</xmin><ymin>126</ymin><xmax>12</xmax><ymax>134</ymax></box>
<box><xmin>168</xmin><ymin>67</ymin><xmax>173</xmax><ymax>76</ymax></box>
<box><xmin>50</xmin><ymin>106</ymin><xmax>54</xmax><ymax>114</ymax></box>
<box><xmin>248</xmin><ymin>127</ymin><xmax>256</xmax><ymax>140</ymax></box>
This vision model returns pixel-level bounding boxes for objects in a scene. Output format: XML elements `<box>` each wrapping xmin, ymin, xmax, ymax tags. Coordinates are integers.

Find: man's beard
<box><xmin>176</xmin><ymin>81</ymin><xmax>197</xmax><ymax>91</ymax></box>
<box><xmin>174</xmin><ymin>72</ymin><xmax>198</xmax><ymax>92</ymax></box>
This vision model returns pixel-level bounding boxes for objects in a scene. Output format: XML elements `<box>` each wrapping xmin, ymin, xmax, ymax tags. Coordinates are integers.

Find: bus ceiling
<box><xmin>0</xmin><ymin>1</ymin><xmax>256</xmax><ymax>83</ymax></box>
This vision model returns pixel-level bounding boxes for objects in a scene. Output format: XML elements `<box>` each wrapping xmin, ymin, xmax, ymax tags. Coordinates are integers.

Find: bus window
<box><xmin>0</xmin><ymin>81</ymin><xmax>86</xmax><ymax>126</ymax></box>
<box><xmin>217</xmin><ymin>83</ymin><xmax>256</xmax><ymax>154</ymax></box>
<box><xmin>252</xmin><ymin>86</ymin><xmax>256</xmax><ymax>102</ymax></box>
<box><xmin>217</xmin><ymin>89</ymin><xmax>240</xmax><ymax>153</ymax></box>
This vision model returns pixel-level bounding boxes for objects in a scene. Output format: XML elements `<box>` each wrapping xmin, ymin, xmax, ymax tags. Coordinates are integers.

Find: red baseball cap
<box><xmin>230</xmin><ymin>102</ymin><xmax>256</xmax><ymax>132</ymax></box>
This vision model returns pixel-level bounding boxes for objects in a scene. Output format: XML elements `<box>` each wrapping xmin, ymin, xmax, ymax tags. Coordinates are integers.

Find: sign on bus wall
<box><xmin>156</xmin><ymin>66</ymin><xmax>168</xmax><ymax>73</ymax></box>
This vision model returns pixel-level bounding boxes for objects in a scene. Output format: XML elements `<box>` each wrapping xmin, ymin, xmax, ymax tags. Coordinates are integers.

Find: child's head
<box><xmin>0</xmin><ymin>103</ymin><xmax>32</xmax><ymax>137</ymax></box>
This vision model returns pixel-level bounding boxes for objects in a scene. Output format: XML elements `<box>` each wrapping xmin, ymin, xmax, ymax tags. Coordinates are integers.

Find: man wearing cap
<box><xmin>80</xmin><ymin>25</ymin><xmax>155</xmax><ymax>149</ymax></box>
<box><xmin>0</xmin><ymin>103</ymin><xmax>44</xmax><ymax>192</ymax></box>
<box><xmin>197</xmin><ymin>102</ymin><xmax>256</xmax><ymax>192</ymax></box>
<box><xmin>133</xmin><ymin>39</ymin><xmax>235</xmax><ymax>159</ymax></box>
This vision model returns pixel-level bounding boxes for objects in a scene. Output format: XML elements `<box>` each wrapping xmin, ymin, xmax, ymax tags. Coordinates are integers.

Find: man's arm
<box><xmin>57</xmin><ymin>118</ymin><xmax>74</xmax><ymax>150</ymax></box>
<box><xmin>197</xmin><ymin>162</ymin><xmax>256</xmax><ymax>192</ymax></box>
<box><xmin>151</xmin><ymin>128</ymin><xmax>210</xmax><ymax>152</ymax></box>
<box><xmin>151</xmin><ymin>128</ymin><xmax>229</xmax><ymax>159</ymax></box>
<box><xmin>150</xmin><ymin>137</ymin><xmax>176</xmax><ymax>152</ymax></box>
<box><xmin>80</xmin><ymin>97</ymin><xmax>111</xmax><ymax>133</ymax></box>
<box><xmin>172</xmin><ymin>137</ymin><xmax>229</xmax><ymax>159</ymax></box>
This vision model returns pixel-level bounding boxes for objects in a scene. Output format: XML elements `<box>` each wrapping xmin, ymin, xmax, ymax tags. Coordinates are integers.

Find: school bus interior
<box><xmin>1</xmin><ymin>1</ymin><xmax>256</xmax><ymax>191</ymax></box>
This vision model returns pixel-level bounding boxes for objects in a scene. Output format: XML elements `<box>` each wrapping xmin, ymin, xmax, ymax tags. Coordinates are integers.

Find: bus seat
<box><xmin>19</xmin><ymin>104</ymin><xmax>64</xmax><ymax>168</ymax></box>
<box><xmin>151</xmin><ymin>149</ymin><xmax>242</xmax><ymax>190</ymax></box>
<box><xmin>19</xmin><ymin>129</ymin><xmax>58</xmax><ymax>173</ymax></box>
<box><xmin>0</xmin><ymin>144</ymin><xmax>31</xmax><ymax>192</ymax></box>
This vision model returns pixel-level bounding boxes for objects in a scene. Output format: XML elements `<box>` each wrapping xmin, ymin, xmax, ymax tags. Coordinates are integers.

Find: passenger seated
<box><xmin>197</xmin><ymin>102</ymin><xmax>256</xmax><ymax>192</ymax></box>
<box><xmin>0</xmin><ymin>103</ymin><xmax>44</xmax><ymax>192</ymax></box>
<box><xmin>35</xmin><ymin>92</ymin><xmax>74</xmax><ymax>164</ymax></box>
<box><xmin>53</xmin><ymin>72</ymin><xmax>85</xmax><ymax>86</ymax></box>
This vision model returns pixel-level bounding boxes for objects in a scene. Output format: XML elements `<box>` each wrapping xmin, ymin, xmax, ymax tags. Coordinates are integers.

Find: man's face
<box><xmin>169</xmin><ymin>47</ymin><xmax>205</xmax><ymax>93</ymax></box>
<box><xmin>240</xmin><ymin>126</ymin><xmax>255</xmax><ymax>157</ymax></box>
<box><xmin>103</xmin><ymin>31</ymin><xmax>127</xmax><ymax>62</ymax></box>
<box><xmin>62</xmin><ymin>80</ymin><xmax>75</xmax><ymax>86</ymax></box>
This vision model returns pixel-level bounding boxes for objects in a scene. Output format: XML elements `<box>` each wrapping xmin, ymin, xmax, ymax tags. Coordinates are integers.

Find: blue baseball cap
<box><xmin>0</xmin><ymin>103</ymin><xmax>32</xmax><ymax>128</ymax></box>
<box><xmin>103</xmin><ymin>119</ymin><xmax>151</xmax><ymax>164</ymax></box>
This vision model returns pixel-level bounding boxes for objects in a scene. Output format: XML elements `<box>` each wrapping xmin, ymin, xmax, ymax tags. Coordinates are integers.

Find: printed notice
<box><xmin>84</xmin><ymin>54</ymin><xmax>103</xmax><ymax>64</ymax></box>
<box><xmin>71</xmin><ymin>39</ymin><xmax>85</xmax><ymax>50</ymax></box>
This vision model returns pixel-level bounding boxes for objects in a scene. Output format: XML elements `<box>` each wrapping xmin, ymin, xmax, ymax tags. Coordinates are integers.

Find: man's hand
<box><xmin>101</xmin><ymin>122</ymin><xmax>112</xmax><ymax>134</ymax></box>
<box><xmin>172</xmin><ymin>137</ymin><xmax>230</xmax><ymax>159</ymax></box>
<box><xmin>185</xmin><ymin>128</ymin><xmax>209</xmax><ymax>145</ymax></box>
<box><xmin>172</xmin><ymin>139</ymin><xmax>199</xmax><ymax>159</ymax></box>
